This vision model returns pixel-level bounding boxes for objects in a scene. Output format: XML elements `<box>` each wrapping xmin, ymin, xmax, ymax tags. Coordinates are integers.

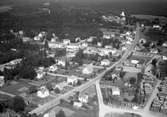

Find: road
<box><xmin>96</xmin><ymin>25</ymin><xmax>164</xmax><ymax>117</ymax></box>
<box><xmin>30</xmin><ymin>25</ymin><xmax>140</xmax><ymax>115</ymax></box>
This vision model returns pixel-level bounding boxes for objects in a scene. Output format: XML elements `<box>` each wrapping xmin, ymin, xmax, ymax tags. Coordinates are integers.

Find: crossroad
<box><xmin>30</xmin><ymin>25</ymin><xmax>141</xmax><ymax>115</ymax></box>
<box><xmin>96</xmin><ymin>25</ymin><xmax>165</xmax><ymax>117</ymax></box>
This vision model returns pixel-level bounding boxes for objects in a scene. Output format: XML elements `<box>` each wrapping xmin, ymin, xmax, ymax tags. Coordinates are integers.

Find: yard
<box><xmin>45</xmin><ymin>85</ymin><xmax>99</xmax><ymax>117</ymax></box>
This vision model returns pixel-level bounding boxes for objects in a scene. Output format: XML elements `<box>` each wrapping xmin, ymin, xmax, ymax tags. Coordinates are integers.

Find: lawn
<box><xmin>0</xmin><ymin>80</ymin><xmax>33</xmax><ymax>96</ymax></box>
<box><xmin>48</xmin><ymin>84</ymin><xmax>99</xmax><ymax>117</ymax></box>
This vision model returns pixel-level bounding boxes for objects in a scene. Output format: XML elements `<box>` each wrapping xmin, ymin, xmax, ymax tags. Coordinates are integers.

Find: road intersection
<box><xmin>30</xmin><ymin>24</ymin><xmax>164</xmax><ymax>117</ymax></box>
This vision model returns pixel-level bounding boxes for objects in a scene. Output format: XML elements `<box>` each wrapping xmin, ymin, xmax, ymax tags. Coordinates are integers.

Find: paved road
<box><xmin>96</xmin><ymin>26</ymin><xmax>165</xmax><ymax>117</ymax></box>
<box><xmin>0</xmin><ymin>90</ymin><xmax>15</xmax><ymax>97</ymax></box>
<box><xmin>144</xmin><ymin>80</ymin><xmax>161</xmax><ymax>112</ymax></box>
<box><xmin>30</xmin><ymin>25</ymin><xmax>140</xmax><ymax>115</ymax></box>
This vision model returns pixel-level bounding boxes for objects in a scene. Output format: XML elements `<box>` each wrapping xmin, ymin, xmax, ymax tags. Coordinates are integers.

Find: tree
<box><xmin>56</xmin><ymin>109</ymin><xmax>66</xmax><ymax>117</ymax></box>
<box><xmin>46</xmin><ymin>83</ymin><xmax>53</xmax><ymax>91</ymax></box>
<box><xmin>0</xmin><ymin>102</ymin><xmax>6</xmax><ymax>113</ymax></box>
<box><xmin>77</xmin><ymin>80</ymin><xmax>82</xmax><ymax>86</ymax></box>
<box><xmin>18</xmin><ymin>65</ymin><xmax>37</xmax><ymax>80</ymax></box>
<box><xmin>12</xmin><ymin>96</ymin><xmax>26</xmax><ymax>113</ymax></box>
<box><xmin>54</xmin><ymin>88</ymin><xmax>60</xmax><ymax>94</ymax></box>
<box><xmin>28</xmin><ymin>86</ymin><xmax>38</xmax><ymax>94</ymax></box>
<box><xmin>73</xmin><ymin>49</ymin><xmax>84</xmax><ymax>65</ymax></box>
<box><xmin>129</xmin><ymin>77</ymin><xmax>136</xmax><ymax>85</ymax></box>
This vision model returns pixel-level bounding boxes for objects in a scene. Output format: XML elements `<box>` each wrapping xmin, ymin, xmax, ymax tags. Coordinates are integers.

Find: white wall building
<box><xmin>37</xmin><ymin>86</ymin><xmax>50</xmax><ymax>98</ymax></box>
<box><xmin>82</xmin><ymin>65</ymin><xmax>94</xmax><ymax>75</ymax></box>
<box><xmin>48</xmin><ymin>65</ymin><xmax>58</xmax><ymax>72</ymax></box>
<box><xmin>101</xmin><ymin>59</ymin><xmax>110</xmax><ymax>66</ymax></box>
<box><xmin>79</xmin><ymin>95</ymin><xmax>89</xmax><ymax>103</ymax></box>
<box><xmin>67</xmin><ymin>75</ymin><xmax>78</xmax><ymax>85</ymax></box>
<box><xmin>73</xmin><ymin>101</ymin><xmax>83</xmax><ymax>108</ymax></box>
<box><xmin>63</xmin><ymin>39</ymin><xmax>71</xmax><ymax>45</ymax></box>
<box><xmin>0</xmin><ymin>76</ymin><xmax>5</xmax><ymax>87</ymax></box>
<box><xmin>112</xmin><ymin>86</ymin><xmax>120</xmax><ymax>96</ymax></box>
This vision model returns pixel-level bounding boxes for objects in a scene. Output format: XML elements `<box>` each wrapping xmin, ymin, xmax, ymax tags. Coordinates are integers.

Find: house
<box><xmin>9</xmin><ymin>59</ymin><xmax>22</xmax><ymax>65</ymax></box>
<box><xmin>82</xmin><ymin>65</ymin><xmax>94</xmax><ymax>75</ymax></box>
<box><xmin>66</xmin><ymin>43</ymin><xmax>80</xmax><ymax>52</ymax></box>
<box><xmin>105</xmin><ymin>45</ymin><xmax>113</xmax><ymax>49</ymax></box>
<box><xmin>101</xmin><ymin>59</ymin><xmax>110</xmax><ymax>66</ymax></box>
<box><xmin>153</xmin><ymin>25</ymin><xmax>162</xmax><ymax>30</ymax></box>
<box><xmin>102</xmin><ymin>31</ymin><xmax>115</xmax><ymax>39</ymax></box>
<box><xmin>67</xmin><ymin>75</ymin><xmax>78</xmax><ymax>85</ymax></box>
<box><xmin>48</xmin><ymin>42</ymin><xmax>64</xmax><ymax>49</ymax></box>
<box><xmin>80</xmin><ymin>42</ymin><xmax>88</xmax><ymax>48</ymax></box>
<box><xmin>37</xmin><ymin>86</ymin><xmax>50</xmax><ymax>98</ymax></box>
<box><xmin>162</xmin><ymin>42</ymin><xmax>167</xmax><ymax>47</ymax></box>
<box><xmin>35</xmin><ymin>67</ymin><xmax>46</xmax><ymax>79</ymax></box>
<box><xmin>139</xmin><ymin>38</ymin><xmax>146</xmax><ymax>44</ymax></box>
<box><xmin>150</xmin><ymin>48</ymin><xmax>158</xmax><ymax>54</ymax></box>
<box><xmin>120</xmin><ymin>11</ymin><xmax>125</xmax><ymax>17</ymax></box>
<box><xmin>131</xmin><ymin>60</ymin><xmax>139</xmax><ymax>65</ymax></box>
<box><xmin>56</xmin><ymin>58</ymin><xmax>66</xmax><ymax>67</ymax></box>
<box><xmin>112</xmin><ymin>86</ymin><xmax>120</xmax><ymax>96</ymax></box>
<box><xmin>63</xmin><ymin>39</ymin><xmax>70</xmax><ymax>45</ymax></box>
<box><xmin>73</xmin><ymin>101</ymin><xmax>83</xmax><ymax>108</ymax></box>
<box><xmin>79</xmin><ymin>94</ymin><xmax>89</xmax><ymax>103</ymax></box>
<box><xmin>98</xmin><ymin>48</ymin><xmax>116</xmax><ymax>56</ymax></box>
<box><xmin>87</xmin><ymin>36</ymin><xmax>96</xmax><ymax>42</ymax></box>
<box><xmin>75</xmin><ymin>37</ymin><xmax>81</xmax><ymax>42</ymax></box>
<box><xmin>162</xmin><ymin>56</ymin><xmax>167</xmax><ymax>60</ymax></box>
<box><xmin>97</xmin><ymin>42</ymin><xmax>102</xmax><ymax>47</ymax></box>
<box><xmin>144</xmin><ymin>64</ymin><xmax>154</xmax><ymax>76</ymax></box>
<box><xmin>48</xmin><ymin>64</ymin><xmax>58</xmax><ymax>72</ymax></box>
<box><xmin>34</xmin><ymin>36</ymin><xmax>41</xmax><ymax>41</ymax></box>
<box><xmin>22</xmin><ymin>37</ymin><xmax>31</xmax><ymax>42</ymax></box>
<box><xmin>83</xmin><ymin>47</ymin><xmax>98</xmax><ymax>55</ymax></box>
<box><xmin>36</xmin><ymin>71</ymin><xmax>45</xmax><ymax>79</ymax></box>
<box><xmin>0</xmin><ymin>76</ymin><xmax>5</xmax><ymax>87</ymax></box>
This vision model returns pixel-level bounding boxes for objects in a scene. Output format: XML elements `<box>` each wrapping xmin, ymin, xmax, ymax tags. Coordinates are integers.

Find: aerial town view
<box><xmin>0</xmin><ymin>0</ymin><xmax>167</xmax><ymax>117</ymax></box>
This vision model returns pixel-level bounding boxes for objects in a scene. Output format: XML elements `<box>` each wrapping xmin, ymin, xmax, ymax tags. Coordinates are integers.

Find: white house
<box><xmin>162</xmin><ymin>42</ymin><xmax>167</xmax><ymax>47</ymax></box>
<box><xmin>0</xmin><ymin>76</ymin><xmax>5</xmax><ymax>87</ymax></box>
<box><xmin>56</xmin><ymin>58</ymin><xmax>66</xmax><ymax>67</ymax></box>
<box><xmin>105</xmin><ymin>45</ymin><xmax>113</xmax><ymax>49</ymax></box>
<box><xmin>48</xmin><ymin>65</ymin><xmax>58</xmax><ymax>72</ymax></box>
<box><xmin>22</xmin><ymin>37</ymin><xmax>31</xmax><ymax>42</ymax></box>
<box><xmin>75</xmin><ymin>37</ymin><xmax>81</xmax><ymax>42</ymax></box>
<box><xmin>139</xmin><ymin>38</ymin><xmax>146</xmax><ymax>44</ymax></box>
<box><xmin>87</xmin><ymin>36</ymin><xmax>96</xmax><ymax>42</ymax></box>
<box><xmin>73</xmin><ymin>101</ymin><xmax>83</xmax><ymax>108</ymax></box>
<box><xmin>162</xmin><ymin>56</ymin><xmax>167</xmax><ymax>60</ymax></box>
<box><xmin>79</xmin><ymin>94</ymin><xmax>89</xmax><ymax>103</ymax></box>
<box><xmin>103</xmin><ymin>31</ymin><xmax>115</xmax><ymax>39</ymax></box>
<box><xmin>120</xmin><ymin>11</ymin><xmax>125</xmax><ymax>17</ymax></box>
<box><xmin>36</xmin><ymin>67</ymin><xmax>45</xmax><ymax>79</ymax></box>
<box><xmin>144</xmin><ymin>64</ymin><xmax>154</xmax><ymax>76</ymax></box>
<box><xmin>150</xmin><ymin>49</ymin><xmax>158</xmax><ymax>54</ymax></box>
<box><xmin>131</xmin><ymin>60</ymin><xmax>139</xmax><ymax>64</ymax></box>
<box><xmin>63</xmin><ymin>39</ymin><xmax>71</xmax><ymax>45</ymax></box>
<box><xmin>66</xmin><ymin>44</ymin><xmax>80</xmax><ymax>52</ymax></box>
<box><xmin>153</xmin><ymin>25</ymin><xmax>162</xmax><ymax>30</ymax></box>
<box><xmin>112</xmin><ymin>86</ymin><xmax>120</xmax><ymax>96</ymax></box>
<box><xmin>82</xmin><ymin>65</ymin><xmax>94</xmax><ymax>75</ymax></box>
<box><xmin>43</xmin><ymin>113</ymin><xmax>49</xmax><ymax>117</ymax></box>
<box><xmin>97</xmin><ymin>42</ymin><xmax>102</xmax><ymax>47</ymax></box>
<box><xmin>37</xmin><ymin>86</ymin><xmax>50</xmax><ymax>98</ymax></box>
<box><xmin>80</xmin><ymin>42</ymin><xmax>88</xmax><ymax>48</ymax></box>
<box><xmin>67</xmin><ymin>75</ymin><xmax>78</xmax><ymax>85</ymax></box>
<box><xmin>101</xmin><ymin>59</ymin><xmax>110</xmax><ymax>66</ymax></box>
<box><xmin>48</xmin><ymin>42</ymin><xmax>64</xmax><ymax>49</ymax></box>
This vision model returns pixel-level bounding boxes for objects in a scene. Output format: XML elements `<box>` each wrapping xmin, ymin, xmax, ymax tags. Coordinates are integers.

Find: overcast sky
<box><xmin>0</xmin><ymin>0</ymin><xmax>167</xmax><ymax>6</ymax></box>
